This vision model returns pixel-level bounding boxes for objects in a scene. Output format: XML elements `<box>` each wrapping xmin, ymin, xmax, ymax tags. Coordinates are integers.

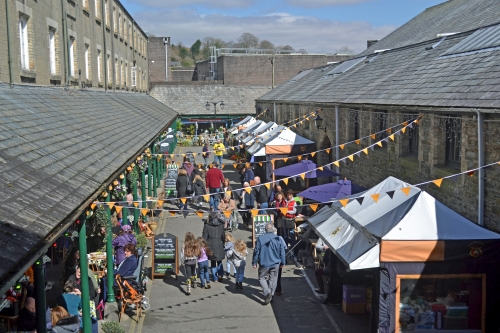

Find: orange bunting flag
<box><xmin>180</xmin><ymin>198</ymin><xmax>187</xmax><ymax>204</ymax></box>
<box><xmin>339</xmin><ymin>199</ymin><xmax>349</xmax><ymax>207</ymax></box>
<box><xmin>306</xmin><ymin>117</ymin><xmax>310</xmax><ymax>121</ymax></box>
<box><xmin>283</xmin><ymin>158</ymin><xmax>288</xmax><ymax>163</ymax></box>
<box><xmin>231</xmin><ymin>147</ymin><xmax>235</xmax><ymax>151</ymax></box>
<box><xmin>326</xmin><ymin>148</ymin><xmax>331</xmax><ymax>154</ymax></box>
<box><xmin>157</xmin><ymin>200</ymin><xmax>164</xmax><ymax>207</ymax></box>
<box><xmin>279</xmin><ymin>207</ymin><xmax>288</xmax><ymax>215</ymax></box>
<box><xmin>182</xmin><ymin>154</ymin><xmax>186</xmax><ymax>157</ymax></box>
<box><xmin>433</xmin><ymin>178</ymin><xmax>443</xmax><ymax>187</ymax></box>
<box><xmin>271</xmin><ymin>160</ymin><xmax>275</xmax><ymax>166</ymax></box>
<box><xmin>318</xmin><ymin>166</ymin><xmax>324</xmax><ymax>171</ymax></box>
<box><xmin>400</xmin><ymin>187</ymin><xmax>411</xmax><ymax>196</ymax></box>
<box><xmin>203</xmin><ymin>195</ymin><xmax>210</xmax><ymax>202</ymax></box>
<box><xmin>467</xmin><ymin>171</ymin><xmax>475</xmax><ymax>177</ymax></box>
<box><xmin>107</xmin><ymin>202</ymin><xmax>115</xmax><ymax>209</ymax></box>
<box><xmin>371</xmin><ymin>193</ymin><xmax>380</xmax><ymax>203</ymax></box>
<box><xmin>203</xmin><ymin>152</ymin><xmax>206</xmax><ymax>157</ymax></box>
<box><xmin>348</xmin><ymin>155</ymin><xmax>354</xmax><ymax>161</ymax></box>
<box><xmin>259</xmin><ymin>162</ymin><xmax>263</xmax><ymax>167</ymax></box>
<box><xmin>114</xmin><ymin>206</ymin><xmax>123</xmax><ymax>213</ymax></box>
<box><xmin>251</xmin><ymin>209</ymin><xmax>259</xmax><ymax>217</ymax></box>
<box><xmin>246</xmin><ymin>162</ymin><xmax>251</xmax><ymax>168</ymax></box>
<box><xmin>226</xmin><ymin>190</ymin><xmax>232</xmax><ymax>197</ymax></box>
<box><xmin>169</xmin><ymin>211</ymin><xmax>176</xmax><ymax>217</ymax></box>
<box><xmin>333</xmin><ymin>161</ymin><xmax>340</xmax><ymax>167</ymax></box>
<box><xmin>133</xmin><ymin>202</ymin><xmax>139</xmax><ymax>207</ymax></box>
<box><xmin>402</xmin><ymin>127</ymin><xmax>406</xmax><ymax>134</ymax></box>
<box><xmin>223</xmin><ymin>211</ymin><xmax>232</xmax><ymax>218</ymax></box>
<box><xmin>387</xmin><ymin>128</ymin><xmax>392</xmax><ymax>134</ymax></box>
<box><xmin>363</xmin><ymin>148</ymin><xmax>369</xmax><ymax>155</ymax></box>
<box><xmin>300</xmin><ymin>173</ymin><xmax>306</xmax><ymax>180</ymax></box>
<box><xmin>141</xmin><ymin>208</ymin><xmax>149</xmax><ymax>216</ymax></box>
<box><xmin>297</xmin><ymin>155</ymin><xmax>303</xmax><ymax>161</ymax></box>
<box><xmin>245</xmin><ymin>187</ymin><xmax>252</xmax><ymax>194</ymax></box>
<box><xmin>403</xmin><ymin>121</ymin><xmax>408</xmax><ymax>127</ymax></box>
<box><xmin>389</xmin><ymin>134</ymin><xmax>395</xmax><ymax>141</ymax></box>
<box><xmin>371</xmin><ymin>134</ymin><xmax>376</xmax><ymax>140</ymax></box>
<box><xmin>264</xmin><ymin>183</ymin><xmax>271</xmax><ymax>190</ymax></box>
<box><xmin>355</xmin><ymin>139</ymin><xmax>360</xmax><ymax>145</ymax></box>
<box><xmin>339</xmin><ymin>144</ymin><xmax>345</xmax><ymax>150</ymax></box>
<box><xmin>195</xmin><ymin>211</ymin><xmax>204</xmax><ymax>219</ymax></box>
<box><xmin>192</xmin><ymin>153</ymin><xmax>197</xmax><ymax>157</ymax></box>
<box><xmin>293</xmin><ymin>124</ymin><xmax>297</xmax><ymax>128</ymax></box>
<box><xmin>209</xmin><ymin>164</ymin><xmax>213</xmax><ymax>169</ymax></box>
<box><xmin>233</xmin><ymin>163</ymin><xmax>238</xmax><ymax>169</ymax></box>
<box><xmin>91</xmin><ymin>203</ymin><xmax>97</xmax><ymax>210</ymax></box>
<box><xmin>309</xmin><ymin>204</ymin><xmax>319</xmax><ymax>212</ymax></box>
<box><xmin>415</xmin><ymin>119</ymin><xmax>419</xmax><ymax>125</ymax></box>
<box><xmin>377</xmin><ymin>141</ymin><xmax>383</xmax><ymax>147</ymax></box>
<box><xmin>311</xmin><ymin>152</ymin><xmax>316</xmax><ymax>157</ymax></box>
<box><xmin>282</xmin><ymin>178</ymin><xmax>289</xmax><ymax>185</ymax></box>
<box><xmin>220</xmin><ymin>164</ymin><xmax>225</xmax><ymax>169</ymax></box>
<box><xmin>240</xmin><ymin>145</ymin><xmax>244</xmax><ymax>149</ymax></box>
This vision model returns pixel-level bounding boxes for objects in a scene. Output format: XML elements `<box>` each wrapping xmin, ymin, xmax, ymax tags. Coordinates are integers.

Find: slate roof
<box><xmin>0</xmin><ymin>84</ymin><xmax>177</xmax><ymax>294</ymax></box>
<box><xmin>359</xmin><ymin>0</ymin><xmax>500</xmax><ymax>57</ymax></box>
<box><xmin>257</xmin><ymin>25</ymin><xmax>500</xmax><ymax>109</ymax></box>
<box><xmin>150</xmin><ymin>85</ymin><xmax>270</xmax><ymax>115</ymax></box>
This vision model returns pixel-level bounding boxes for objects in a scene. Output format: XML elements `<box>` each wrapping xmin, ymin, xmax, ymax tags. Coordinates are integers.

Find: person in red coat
<box><xmin>206</xmin><ymin>164</ymin><xmax>224</xmax><ymax>211</ymax></box>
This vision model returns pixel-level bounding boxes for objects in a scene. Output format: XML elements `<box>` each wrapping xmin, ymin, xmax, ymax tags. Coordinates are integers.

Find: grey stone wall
<box><xmin>171</xmin><ymin>68</ymin><xmax>196</xmax><ymax>82</ymax></box>
<box><xmin>0</xmin><ymin>0</ymin><xmax>149</xmax><ymax>91</ymax></box>
<box><xmin>148</xmin><ymin>36</ymin><xmax>170</xmax><ymax>83</ymax></box>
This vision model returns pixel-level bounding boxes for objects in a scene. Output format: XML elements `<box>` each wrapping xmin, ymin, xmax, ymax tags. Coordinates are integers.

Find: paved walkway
<box><xmin>119</xmin><ymin>146</ymin><xmax>371</xmax><ymax>333</ymax></box>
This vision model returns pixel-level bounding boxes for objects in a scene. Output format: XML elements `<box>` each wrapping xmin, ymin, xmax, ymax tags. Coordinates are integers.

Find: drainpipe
<box><xmin>4</xmin><ymin>0</ymin><xmax>14</xmax><ymax>86</ymax></box>
<box><xmin>474</xmin><ymin>109</ymin><xmax>484</xmax><ymax>226</ymax></box>
<box><xmin>100</xmin><ymin>0</ymin><xmax>108</xmax><ymax>91</ymax></box>
<box><xmin>132</xmin><ymin>20</ymin><xmax>135</xmax><ymax>92</ymax></box>
<box><xmin>273</xmin><ymin>102</ymin><xmax>276</xmax><ymax>123</ymax></box>
<box><xmin>335</xmin><ymin>105</ymin><xmax>340</xmax><ymax>179</ymax></box>
<box><xmin>61</xmin><ymin>0</ymin><xmax>70</xmax><ymax>88</ymax></box>
<box><xmin>110</xmin><ymin>5</ymin><xmax>115</xmax><ymax>91</ymax></box>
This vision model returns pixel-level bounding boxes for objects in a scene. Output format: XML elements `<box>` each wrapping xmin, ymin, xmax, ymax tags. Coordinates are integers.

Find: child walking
<box><xmin>224</xmin><ymin>234</ymin><xmax>237</xmax><ymax>277</ymax></box>
<box><xmin>180</xmin><ymin>232</ymin><xmax>199</xmax><ymax>295</ymax></box>
<box><xmin>196</xmin><ymin>237</ymin><xmax>212</xmax><ymax>289</ymax></box>
<box><xmin>227</xmin><ymin>239</ymin><xmax>248</xmax><ymax>290</ymax></box>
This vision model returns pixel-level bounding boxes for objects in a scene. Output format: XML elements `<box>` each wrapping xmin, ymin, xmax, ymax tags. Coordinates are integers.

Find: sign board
<box><xmin>152</xmin><ymin>233</ymin><xmax>178</xmax><ymax>280</ymax></box>
<box><xmin>252</xmin><ymin>215</ymin><xmax>274</xmax><ymax>248</ymax></box>
<box><xmin>165</xmin><ymin>164</ymin><xmax>178</xmax><ymax>198</ymax></box>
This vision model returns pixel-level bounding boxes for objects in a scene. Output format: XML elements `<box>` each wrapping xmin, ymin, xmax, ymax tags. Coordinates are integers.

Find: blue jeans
<box><xmin>179</xmin><ymin>199</ymin><xmax>188</xmax><ymax>211</ymax></box>
<box><xmin>198</xmin><ymin>260</ymin><xmax>210</xmax><ymax>286</ymax></box>
<box><xmin>236</xmin><ymin>262</ymin><xmax>246</xmax><ymax>283</ymax></box>
<box><xmin>209</xmin><ymin>188</ymin><xmax>221</xmax><ymax>210</ymax></box>
<box><xmin>214</xmin><ymin>155</ymin><xmax>223</xmax><ymax>165</ymax></box>
<box><xmin>258</xmin><ymin>201</ymin><xmax>268</xmax><ymax>215</ymax></box>
<box><xmin>226</xmin><ymin>261</ymin><xmax>237</xmax><ymax>275</ymax></box>
<box><xmin>210</xmin><ymin>260</ymin><xmax>223</xmax><ymax>281</ymax></box>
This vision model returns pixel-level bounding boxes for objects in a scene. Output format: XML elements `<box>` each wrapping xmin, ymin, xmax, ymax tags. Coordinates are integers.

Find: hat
<box><xmin>122</xmin><ymin>225</ymin><xmax>132</xmax><ymax>232</ymax></box>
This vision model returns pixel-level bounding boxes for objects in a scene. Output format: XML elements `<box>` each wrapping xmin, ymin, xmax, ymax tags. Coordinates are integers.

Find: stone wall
<box><xmin>0</xmin><ymin>0</ymin><xmax>149</xmax><ymax>91</ymax></box>
<box><xmin>171</xmin><ymin>68</ymin><xmax>196</xmax><ymax>82</ymax></box>
<box><xmin>256</xmin><ymin>102</ymin><xmax>500</xmax><ymax>230</ymax></box>
<box><xmin>148</xmin><ymin>36</ymin><xmax>170</xmax><ymax>84</ymax></box>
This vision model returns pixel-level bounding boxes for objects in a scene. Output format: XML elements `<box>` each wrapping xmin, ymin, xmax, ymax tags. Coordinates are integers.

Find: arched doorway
<box><xmin>317</xmin><ymin>135</ymin><xmax>333</xmax><ymax>185</ymax></box>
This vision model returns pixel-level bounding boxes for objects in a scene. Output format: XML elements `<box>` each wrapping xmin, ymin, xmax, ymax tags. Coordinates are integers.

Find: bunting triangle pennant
<box><xmin>355</xmin><ymin>152</ymin><xmax>361</xmax><ymax>157</ymax></box>
<box><xmin>355</xmin><ymin>139</ymin><xmax>360</xmax><ymax>145</ymax></box>
<box><xmin>182</xmin><ymin>154</ymin><xmax>186</xmax><ymax>158</ymax></box>
<box><xmin>223</xmin><ymin>211</ymin><xmax>232</xmax><ymax>218</ymax></box>
<box><xmin>311</xmin><ymin>152</ymin><xmax>316</xmax><ymax>157</ymax></box>
<box><xmin>233</xmin><ymin>163</ymin><xmax>238</xmax><ymax>169</ymax></box>
<box><xmin>396</xmin><ymin>131</ymin><xmax>401</xmax><ymax>136</ymax></box>
<box><xmin>245</xmin><ymin>187</ymin><xmax>252</xmax><ymax>194</ymax></box>
<box><xmin>259</xmin><ymin>162</ymin><xmax>263</xmax><ymax>167</ymax></box>
<box><xmin>403</xmin><ymin>121</ymin><xmax>408</xmax><ymax>127</ymax></box>
<box><xmin>133</xmin><ymin>202</ymin><xmax>139</xmax><ymax>207</ymax></box>
<box><xmin>386</xmin><ymin>191</ymin><xmax>395</xmax><ymax>199</ymax></box>
<box><xmin>264</xmin><ymin>183</ymin><xmax>270</xmax><ymax>190</ymax></box>
<box><xmin>141</xmin><ymin>208</ymin><xmax>149</xmax><ymax>216</ymax></box>
<box><xmin>408</xmin><ymin>123</ymin><xmax>413</xmax><ymax>129</ymax></box>
<box><xmin>157</xmin><ymin>200</ymin><xmax>164</xmax><ymax>207</ymax></box>
<box><xmin>355</xmin><ymin>197</ymin><xmax>364</xmax><ymax>205</ymax></box>
<box><xmin>182</xmin><ymin>211</ymin><xmax>189</xmax><ymax>218</ymax></box>
<box><xmin>326</xmin><ymin>148</ymin><xmax>331</xmax><ymax>154</ymax></box>
<box><xmin>333</xmin><ymin>161</ymin><xmax>340</xmax><ymax>167</ymax></box>
<box><xmin>209</xmin><ymin>164</ymin><xmax>213</xmax><ymax>169</ymax></box>
<box><xmin>196</xmin><ymin>211</ymin><xmax>204</xmax><ymax>219</ymax></box>
<box><xmin>339</xmin><ymin>199</ymin><xmax>349</xmax><ymax>207</ymax></box>
<box><xmin>449</xmin><ymin>175</ymin><xmax>459</xmax><ymax>183</ymax></box>
<box><xmin>231</xmin><ymin>147</ymin><xmax>235</xmax><ymax>151</ymax></box>
<box><xmin>400</xmin><ymin>187</ymin><xmax>411</xmax><ymax>196</ymax></box>
<box><xmin>226</xmin><ymin>190</ymin><xmax>232</xmax><ymax>197</ymax></box>
<box><xmin>246</xmin><ymin>162</ymin><xmax>251</xmax><ymax>168</ymax></box>
<box><xmin>192</xmin><ymin>153</ymin><xmax>197</xmax><ymax>157</ymax></box>
<box><xmin>114</xmin><ymin>206</ymin><xmax>123</xmax><ymax>213</ymax></box>
<box><xmin>180</xmin><ymin>198</ymin><xmax>187</xmax><ymax>204</ymax></box>
<box><xmin>318</xmin><ymin>166</ymin><xmax>324</xmax><ymax>171</ymax></box>
<box><xmin>107</xmin><ymin>202</ymin><xmax>115</xmax><ymax>209</ymax></box>
<box><xmin>169</xmin><ymin>211</ymin><xmax>176</xmax><ymax>217</ymax></box>
<box><xmin>383</xmin><ymin>137</ymin><xmax>389</xmax><ymax>143</ymax></box>
<box><xmin>363</xmin><ymin>148</ymin><xmax>368</xmax><ymax>155</ymax></box>
<box><xmin>401</xmin><ymin>127</ymin><xmax>406</xmax><ymax>134</ymax></box>
<box><xmin>389</xmin><ymin>134</ymin><xmax>395</xmax><ymax>141</ymax></box>
<box><xmin>309</xmin><ymin>204</ymin><xmax>319</xmax><ymax>212</ymax></box>
<box><xmin>292</xmin><ymin>177</ymin><xmax>297</xmax><ymax>182</ymax></box>
<box><xmin>220</xmin><ymin>164</ymin><xmax>225</xmax><ymax>169</ymax></box>
<box><xmin>415</xmin><ymin>119</ymin><xmax>419</xmax><ymax>125</ymax></box>
<box><xmin>339</xmin><ymin>144</ymin><xmax>345</xmax><ymax>150</ymax></box>
<box><xmin>279</xmin><ymin>207</ymin><xmax>288</xmax><ymax>215</ymax></box>
<box><xmin>348</xmin><ymin>155</ymin><xmax>354</xmax><ymax>161</ymax></box>
<box><xmin>297</xmin><ymin>155</ymin><xmax>303</xmax><ymax>161</ymax></box>
<box><xmin>203</xmin><ymin>194</ymin><xmax>210</xmax><ymax>202</ymax></box>
<box><xmin>376</xmin><ymin>141</ymin><xmax>383</xmax><ymax>147</ymax></box>
<box><xmin>283</xmin><ymin>158</ymin><xmax>288</xmax><ymax>163</ymax></box>
<box><xmin>299</xmin><ymin>173</ymin><xmax>305</xmax><ymax>180</ymax></box>
<box><xmin>467</xmin><ymin>171</ymin><xmax>475</xmax><ymax>177</ymax></box>
<box><xmin>341</xmin><ymin>158</ymin><xmax>348</xmax><ymax>165</ymax></box>
<box><xmin>90</xmin><ymin>203</ymin><xmax>97</xmax><ymax>210</ymax></box>
<box><xmin>168</xmin><ymin>199</ymin><xmax>176</xmax><ymax>205</ymax></box>
<box><xmin>293</xmin><ymin>124</ymin><xmax>297</xmax><ymax>128</ymax></box>
<box><xmin>433</xmin><ymin>178</ymin><xmax>443</xmax><ymax>187</ymax></box>
<box><xmin>387</xmin><ymin>128</ymin><xmax>392</xmax><ymax>134</ymax></box>
<box><xmin>251</xmin><ymin>209</ymin><xmax>259</xmax><ymax>217</ymax></box>
<box><xmin>371</xmin><ymin>134</ymin><xmax>376</xmax><ymax>140</ymax></box>
<box><xmin>240</xmin><ymin>145</ymin><xmax>244</xmax><ymax>149</ymax></box>
<box><xmin>283</xmin><ymin>178</ymin><xmax>289</xmax><ymax>185</ymax></box>
<box><xmin>371</xmin><ymin>193</ymin><xmax>380</xmax><ymax>203</ymax></box>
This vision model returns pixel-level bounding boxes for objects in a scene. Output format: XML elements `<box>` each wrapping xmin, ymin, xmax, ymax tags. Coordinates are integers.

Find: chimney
<box><xmin>367</xmin><ymin>40</ymin><xmax>378</xmax><ymax>48</ymax></box>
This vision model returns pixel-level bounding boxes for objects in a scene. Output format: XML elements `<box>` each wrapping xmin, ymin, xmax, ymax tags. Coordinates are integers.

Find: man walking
<box><xmin>253</xmin><ymin>176</ymin><xmax>269</xmax><ymax>214</ymax></box>
<box><xmin>206</xmin><ymin>164</ymin><xmax>224</xmax><ymax>210</ymax></box>
<box><xmin>202</xmin><ymin>142</ymin><xmax>210</xmax><ymax>169</ymax></box>
<box><xmin>252</xmin><ymin>223</ymin><xmax>286</xmax><ymax>305</ymax></box>
<box><xmin>213</xmin><ymin>139</ymin><xmax>225</xmax><ymax>165</ymax></box>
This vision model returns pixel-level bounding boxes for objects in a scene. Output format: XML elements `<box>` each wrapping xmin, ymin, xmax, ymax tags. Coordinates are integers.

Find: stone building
<box><xmin>256</xmin><ymin>0</ymin><xmax>500</xmax><ymax>229</ymax></box>
<box><xmin>0</xmin><ymin>0</ymin><xmax>149</xmax><ymax>91</ymax></box>
<box><xmin>148</xmin><ymin>36</ymin><xmax>170</xmax><ymax>84</ymax></box>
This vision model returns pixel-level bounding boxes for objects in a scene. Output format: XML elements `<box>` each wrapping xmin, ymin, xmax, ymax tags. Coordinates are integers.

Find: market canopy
<box><xmin>274</xmin><ymin>160</ymin><xmax>340</xmax><ymax>179</ymax></box>
<box><xmin>308</xmin><ymin>176</ymin><xmax>500</xmax><ymax>271</ymax></box>
<box><xmin>297</xmin><ymin>179</ymin><xmax>364</xmax><ymax>202</ymax></box>
<box><xmin>241</xmin><ymin>122</ymin><xmax>278</xmax><ymax>146</ymax></box>
<box><xmin>235</xmin><ymin>120</ymin><xmax>265</xmax><ymax>140</ymax></box>
<box><xmin>247</xmin><ymin>128</ymin><xmax>315</xmax><ymax>156</ymax></box>
<box><xmin>229</xmin><ymin>116</ymin><xmax>256</xmax><ymax>134</ymax></box>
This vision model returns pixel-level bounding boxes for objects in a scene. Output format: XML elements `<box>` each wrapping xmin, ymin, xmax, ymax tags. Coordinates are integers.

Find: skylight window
<box><xmin>441</xmin><ymin>24</ymin><xmax>500</xmax><ymax>56</ymax></box>
<box><xmin>290</xmin><ymin>69</ymin><xmax>313</xmax><ymax>82</ymax></box>
<box><xmin>325</xmin><ymin>57</ymin><xmax>366</xmax><ymax>76</ymax></box>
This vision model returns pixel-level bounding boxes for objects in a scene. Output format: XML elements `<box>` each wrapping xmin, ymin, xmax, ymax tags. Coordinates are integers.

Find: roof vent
<box><xmin>374</xmin><ymin>49</ymin><xmax>390</xmax><ymax>53</ymax></box>
<box><xmin>436</xmin><ymin>33</ymin><xmax>458</xmax><ymax>37</ymax></box>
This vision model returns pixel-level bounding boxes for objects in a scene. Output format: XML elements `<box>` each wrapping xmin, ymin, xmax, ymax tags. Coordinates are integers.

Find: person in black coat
<box><xmin>202</xmin><ymin>217</ymin><xmax>225</xmax><ymax>282</ymax></box>
<box><xmin>176</xmin><ymin>169</ymin><xmax>191</xmax><ymax>211</ymax></box>
<box><xmin>240</xmin><ymin>182</ymin><xmax>255</xmax><ymax>227</ymax></box>
<box><xmin>192</xmin><ymin>174</ymin><xmax>206</xmax><ymax>208</ymax></box>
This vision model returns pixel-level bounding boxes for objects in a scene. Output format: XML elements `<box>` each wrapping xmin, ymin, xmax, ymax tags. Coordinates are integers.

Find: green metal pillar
<box><xmin>78</xmin><ymin>216</ymin><xmax>92</xmax><ymax>333</ymax></box>
<box><xmin>141</xmin><ymin>169</ymin><xmax>147</xmax><ymax>223</ymax></box>
<box><xmin>121</xmin><ymin>175</ymin><xmax>128</xmax><ymax>225</ymax></box>
<box><xmin>133</xmin><ymin>178</ymin><xmax>139</xmax><ymax>234</ymax></box>
<box><xmin>105</xmin><ymin>192</ymin><xmax>116</xmax><ymax>302</ymax></box>
<box><xmin>34</xmin><ymin>256</ymin><xmax>47</xmax><ymax>333</ymax></box>
<box><xmin>147</xmin><ymin>158</ymin><xmax>152</xmax><ymax>197</ymax></box>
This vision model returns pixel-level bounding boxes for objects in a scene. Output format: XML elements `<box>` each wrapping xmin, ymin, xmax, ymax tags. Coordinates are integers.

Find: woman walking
<box><xmin>196</xmin><ymin>237</ymin><xmax>212</xmax><ymax>289</ymax></box>
<box><xmin>176</xmin><ymin>169</ymin><xmax>191</xmax><ymax>211</ymax></box>
<box><xmin>227</xmin><ymin>239</ymin><xmax>248</xmax><ymax>290</ymax></box>
<box><xmin>202</xmin><ymin>216</ymin><xmax>225</xmax><ymax>282</ymax></box>
<box><xmin>192</xmin><ymin>174</ymin><xmax>206</xmax><ymax>208</ymax></box>
<box><xmin>180</xmin><ymin>232</ymin><xmax>199</xmax><ymax>295</ymax></box>
<box><xmin>224</xmin><ymin>233</ymin><xmax>237</xmax><ymax>277</ymax></box>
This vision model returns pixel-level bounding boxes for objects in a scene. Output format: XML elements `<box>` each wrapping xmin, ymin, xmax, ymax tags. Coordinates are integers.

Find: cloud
<box><xmin>134</xmin><ymin>10</ymin><xmax>395</xmax><ymax>54</ymax></box>
<box><xmin>126</xmin><ymin>0</ymin><xmax>256</xmax><ymax>9</ymax></box>
<box><xmin>285</xmin><ymin>0</ymin><xmax>371</xmax><ymax>7</ymax></box>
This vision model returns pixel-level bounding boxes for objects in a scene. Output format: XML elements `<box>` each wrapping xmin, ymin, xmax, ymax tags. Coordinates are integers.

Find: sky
<box><xmin>121</xmin><ymin>0</ymin><xmax>445</xmax><ymax>54</ymax></box>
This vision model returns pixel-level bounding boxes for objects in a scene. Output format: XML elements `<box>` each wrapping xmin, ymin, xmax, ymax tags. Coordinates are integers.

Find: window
<box><xmin>118</xmin><ymin>13</ymin><xmax>121</xmax><ymax>36</ymax></box>
<box><xmin>106</xmin><ymin>54</ymin><xmax>110</xmax><ymax>82</ymax></box>
<box><xmin>82</xmin><ymin>0</ymin><xmax>88</xmax><ymax>10</ymax></box>
<box><xmin>84</xmin><ymin>44</ymin><xmax>90</xmax><ymax>79</ymax></box>
<box><xmin>49</xmin><ymin>29</ymin><xmax>56</xmax><ymax>75</ymax></box>
<box><xmin>105</xmin><ymin>0</ymin><xmax>109</xmax><ymax>25</ymax></box>
<box><xmin>408</xmin><ymin>124</ymin><xmax>419</xmax><ymax>156</ymax></box>
<box><xmin>353</xmin><ymin>111</ymin><xmax>360</xmax><ymax>140</ymax></box>
<box><xmin>446</xmin><ymin>117</ymin><xmax>461</xmax><ymax>166</ymax></box>
<box><xmin>97</xmin><ymin>49</ymin><xmax>101</xmax><ymax>82</ymax></box>
<box><xmin>19</xmin><ymin>16</ymin><xmax>29</xmax><ymax>70</ymax></box>
<box><xmin>124</xmin><ymin>62</ymin><xmax>128</xmax><ymax>86</ymax></box>
<box><xmin>95</xmin><ymin>0</ymin><xmax>101</xmax><ymax>18</ymax></box>
<box><xmin>377</xmin><ymin>111</ymin><xmax>388</xmax><ymax>147</ymax></box>
<box><xmin>131</xmin><ymin>66</ymin><xmax>136</xmax><ymax>86</ymax></box>
<box><xmin>114</xmin><ymin>58</ymin><xmax>118</xmax><ymax>83</ymax></box>
<box><xmin>69</xmin><ymin>37</ymin><xmax>75</xmax><ymax>76</ymax></box>
<box><xmin>120</xmin><ymin>60</ymin><xmax>123</xmax><ymax>86</ymax></box>
<box><xmin>113</xmin><ymin>7</ymin><xmax>116</xmax><ymax>31</ymax></box>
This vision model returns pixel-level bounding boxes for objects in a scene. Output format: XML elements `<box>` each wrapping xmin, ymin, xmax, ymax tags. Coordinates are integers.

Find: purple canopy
<box><xmin>273</xmin><ymin>160</ymin><xmax>340</xmax><ymax>178</ymax></box>
<box><xmin>296</xmin><ymin>180</ymin><xmax>365</xmax><ymax>202</ymax></box>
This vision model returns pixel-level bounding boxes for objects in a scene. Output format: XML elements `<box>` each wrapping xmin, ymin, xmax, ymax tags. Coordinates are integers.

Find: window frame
<box><xmin>19</xmin><ymin>16</ymin><xmax>30</xmax><ymax>70</ymax></box>
<box><xmin>49</xmin><ymin>29</ymin><xmax>56</xmax><ymax>75</ymax></box>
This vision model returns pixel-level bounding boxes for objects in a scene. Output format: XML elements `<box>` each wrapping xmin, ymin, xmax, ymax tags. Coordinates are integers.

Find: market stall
<box><xmin>307</xmin><ymin>176</ymin><xmax>500</xmax><ymax>333</ymax></box>
<box><xmin>228</xmin><ymin>116</ymin><xmax>256</xmax><ymax>134</ymax></box>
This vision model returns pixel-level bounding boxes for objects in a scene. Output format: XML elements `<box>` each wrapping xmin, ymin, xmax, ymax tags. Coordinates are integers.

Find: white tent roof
<box><xmin>241</xmin><ymin>122</ymin><xmax>278</xmax><ymax>146</ymax></box>
<box><xmin>235</xmin><ymin>120</ymin><xmax>264</xmax><ymax>139</ymax></box>
<box><xmin>248</xmin><ymin>128</ymin><xmax>314</xmax><ymax>156</ymax></box>
<box><xmin>309</xmin><ymin>176</ymin><xmax>500</xmax><ymax>271</ymax></box>
<box><xmin>229</xmin><ymin>116</ymin><xmax>256</xmax><ymax>134</ymax></box>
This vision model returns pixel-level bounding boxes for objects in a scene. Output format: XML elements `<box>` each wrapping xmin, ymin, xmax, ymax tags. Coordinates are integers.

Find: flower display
<box><xmin>136</xmin><ymin>157</ymin><xmax>147</xmax><ymax>172</ymax></box>
<box><xmin>112</xmin><ymin>184</ymin><xmax>127</xmax><ymax>200</ymax></box>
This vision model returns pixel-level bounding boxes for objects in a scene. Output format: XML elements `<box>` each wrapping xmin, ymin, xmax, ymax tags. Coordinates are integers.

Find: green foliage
<box><xmin>183</xmin><ymin>124</ymin><xmax>195</xmax><ymax>135</ymax></box>
<box><xmin>136</xmin><ymin>233</ymin><xmax>148</xmax><ymax>250</ymax></box>
<box><xmin>95</xmin><ymin>206</ymin><xmax>110</xmax><ymax>228</ymax></box>
<box><xmin>102</xmin><ymin>321</ymin><xmax>125</xmax><ymax>333</ymax></box>
<box><xmin>181</xmin><ymin>60</ymin><xmax>191</xmax><ymax>67</ymax></box>
<box><xmin>190</xmin><ymin>39</ymin><xmax>202</xmax><ymax>59</ymax></box>
<box><xmin>175</xmin><ymin>119</ymin><xmax>183</xmax><ymax>131</ymax></box>
<box><xmin>127</xmin><ymin>167</ymin><xmax>139</xmax><ymax>185</ymax></box>
<box><xmin>179</xmin><ymin>46</ymin><xmax>189</xmax><ymax>60</ymax></box>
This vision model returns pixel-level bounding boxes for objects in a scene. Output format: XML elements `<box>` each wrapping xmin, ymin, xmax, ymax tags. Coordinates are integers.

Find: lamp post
<box><xmin>314</xmin><ymin>114</ymin><xmax>326</xmax><ymax>132</ymax></box>
<box><xmin>205</xmin><ymin>101</ymin><xmax>225</xmax><ymax>132</ymax></box>
<box><xmin>195</xmin><ymin>121</ymin><xmax>198</xmax><ymax>137</ymax></box>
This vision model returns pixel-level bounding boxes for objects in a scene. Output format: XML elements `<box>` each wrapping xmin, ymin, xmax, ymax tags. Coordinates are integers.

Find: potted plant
<box><xmin>102</xmin><ymin>321</ymin><xmax>125</xmax><ymax>333</ymax></box>
<box><xmin>136</xmin><ymin>233</ymin><xmax>148</xmax><ymax>255</ymax></box>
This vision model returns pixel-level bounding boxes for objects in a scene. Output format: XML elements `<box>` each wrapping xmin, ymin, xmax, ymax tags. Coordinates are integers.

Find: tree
<box><xmin>259</xmin><ymin>40</ymin><xmax>275</xmax><ymax>50</ymax></box>
<box><xmin>336</xmin><ymin>45</ymin><xmax>355</xmax><ymax>55</ymax></box>
<box><xmin>276</xmin><ymin>45</ymin><xmax>294</xmax><ymax>52</ymax></box>
<box><xmin>298</xmin><ymin>48</ymin><xmax>308</xmax><ymax>54</ymax></box>
<box><xmin>201</xmin><ymin>37</ymin><xmax>226</xmax><ymax>59</ymax></box>
<box><xmin>237</xmin><ymin>33</ymin><xmax>259</xmax><ymax>48</ymax></box>
<box><xmin>190</xmin><ymin>39</ymin><xmax>202</xmax><ymax>59</ymax></box>
<box><xmin>179</xmin><ymin>46</ymin><xmax>189</xmax><ymax>60</ymax></box>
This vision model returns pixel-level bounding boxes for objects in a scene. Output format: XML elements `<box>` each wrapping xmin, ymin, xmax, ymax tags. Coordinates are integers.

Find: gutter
<box><xmin>474</xmin><ymin>109</ymin><xmax>485</xmax><ymax>226</ymax></box>
<box><xmin>4</xmin><ymin>0</ymin><xmax>14</xmax><ymax>86</ymax></box>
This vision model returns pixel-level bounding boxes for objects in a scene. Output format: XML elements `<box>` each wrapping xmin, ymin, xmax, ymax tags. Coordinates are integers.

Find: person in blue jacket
<box><xmin>252</xmin><ymin>223</ymin><xmax>286</xmax><ymax>305</ymax></box>
<box><xmin>115</xmin><ymin>243</ymin><xmax>138</xmax><ymax>279</ymax></box>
